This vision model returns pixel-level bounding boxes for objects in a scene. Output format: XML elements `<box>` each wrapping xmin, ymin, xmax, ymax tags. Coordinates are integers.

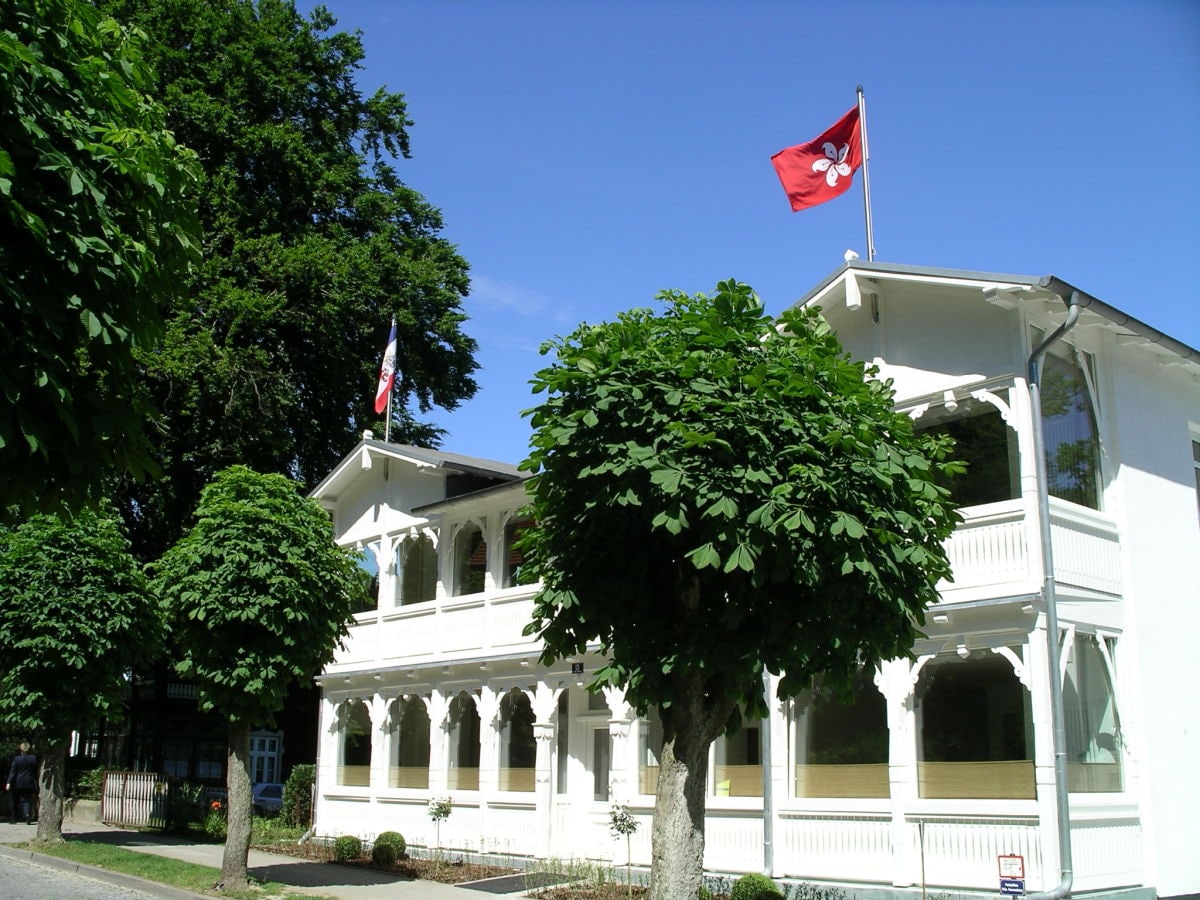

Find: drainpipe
<box><xmin>761</xmin><ymin>667</ymin><xmax>774</xmax><ymax>876</ymax></box>
<box><xmin>1023</xmin><ymin>282</ymin><xmax>1082</xmax><ymax>900</ymax></box>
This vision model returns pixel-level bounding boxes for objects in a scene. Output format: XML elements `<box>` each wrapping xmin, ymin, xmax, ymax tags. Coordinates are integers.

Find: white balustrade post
<box><xmin>882</xmin><ymin>658</ymin><xmax>922</xmax><ymax>887</ymax></box>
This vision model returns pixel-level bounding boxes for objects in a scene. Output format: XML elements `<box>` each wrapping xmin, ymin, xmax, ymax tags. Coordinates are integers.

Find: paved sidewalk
<box><xmin>0</xmin><ymin>820</ymin><xmax>509</xmax><ymax>899</ymax></box>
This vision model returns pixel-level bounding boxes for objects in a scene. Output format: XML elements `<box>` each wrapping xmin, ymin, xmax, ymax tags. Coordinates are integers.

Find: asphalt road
<box><xmin>0</xmin><ymin>851</ymin><xmax>160</xmax><ymax>900</ymax></box>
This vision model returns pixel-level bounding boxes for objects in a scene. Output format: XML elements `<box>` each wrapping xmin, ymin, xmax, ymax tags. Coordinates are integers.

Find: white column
<box><xmin>370</xmin><ymin>692</ymin><xmax>390</xmax><ymax>796</ymax></box>
<box><xmin>428</xmin><ymin>689</ymin><xmax>451</xmax><ymax>794</ymax></box>
<box><xmin>603</xmin><ymin>687</ymin><xmax>632</xmax><ymax>803</ymax></box>
<box><xmin>531</xmin><ymin>682</ymin><xmax>564</xmax><ymax>859</ymax></box>
<box><xmin>1027</xmin><ymin>626</ymin><xmax>1063</xmax><ymax>890</ymax></box>
<box><xmin>882</xmin><ymin>657</ymin><xmax>922</xmax><ymax>888</ymax></box>
<box><xmin>314</xmin><ymin>693</ymin><xmax>339</xmax><ymax>832</ymax></box>
<box><xmin>477</xmin><ymin>684</ymin><xmax>501</xmax><ymax>795</ymax></box>
<box><xmin>764</xmin><ymin>673</ymin><xmax>789</xmax><ymax>878</ymax></box>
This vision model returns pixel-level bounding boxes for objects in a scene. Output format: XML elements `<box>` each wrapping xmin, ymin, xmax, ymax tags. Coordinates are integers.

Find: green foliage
<box><xmin>371</xmin><ymin>842</ymin><xmax>397</xmax><ymax>867</ymax></box>
<box><xmin>0</xmin><ymin>0</ymin><xmax>200</xmax><ymax>516</ymax></box>
<box><xmin>731</xmin><ymin>873</ymin><xmax>784</xmax><ymax>900</ymax></box>
<box><xmin>68</xmin><ymin>767</ymin><xmax>106</xmax><ymax>801</ymax></box>
<box><xmin>203</xmin><ymin>801</ymin><xmax>227</xmax><ymax>840</ymax></box>
<box><xmin>280</xmin><ymin>764</ymin><xmax>314</xmax><ymax>828</ymax></box>
<box><xmin>333</xmin><ymin>835</ymin><xmax>362</xmax><ymax>862</ymax></box>
<box><xmin>0</xmin><ymin>504</ymin><xmax>163</xmax><ymax>738</ymax></box>
<box><xmin>522</xmin><ymin>280</ymin><xmax>962</xmax><ymax>723</ymax></box>
<box><xmin>373</xmin><ymin>831</ymin><xmax>406</xmax><ymax>858</ymax></box>
<box><xmin>96</xmin><ymin>0</ymin><xmax>478</xmax><ymax>558</ymax></box>
<box><xmin>152</xmin><ymin>466</ymin><xmax>361</xmax><ymax>725</ymax></box>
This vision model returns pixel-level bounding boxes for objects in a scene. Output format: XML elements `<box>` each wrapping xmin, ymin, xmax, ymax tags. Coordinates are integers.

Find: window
<box><xmin>390</xmin><ymin>696</ymin><xmax>430</xmax><ymax>788</ymax></box>
<box><xmin>556</xmin><ymin>693</ymin><xmax>570</xmax><ymax>795</ymax></box>
<box><xmin>397</xmin><ymin>533</ymin><xmax>437</xmax><ymax>606</ymax></box>
<box><xmin>1041</xmin><ymin>350</ymin><xmax>1101</xmax><ymax>509</ymax></box>
<box><xmin>793</xmin><ymin>669</ymin><xmax>889</xmax><ymax>798</ymax></box>
<box><xmin>447</xmin><ymin>692</ymin><xmax>481</xmax><ymax>790</ymax></box>
<box><xmin>712</xmin><ymin>716</ymin><xmax>763</xmax><ymax>797</ymax></box>
<box><xmin>338</xmin><ymin>701</ymin><xmax>372</xmax><ymax>786</ymax></box>
<box><xmin>917</xmin><ymin>394</ymin><xmax>1019</xmax><ymax>508</ymax></box>
<box><xmin>916</xmin><ymin>652</ymin><xmax>1034</xmax><ymax>799</ymax></box>
<box><xmin>1063</xmin><ymin>634</ymin><xmax>1123</xmax><ymax>792</ymax></box>
<box><xmin>351</xmin><ymin>543</ymin><xmax>380</xmax><ymax>613</ymax></box>
<box><xmin>250</xmin><ymin>732</ymin><xmax>280</xmax><ymax>784</ymax></box>
<box><xmin>638</xmin><ymin>707</ymin><xmax>663</xmax><ymax>795</ymax></box>
<box><xmin>453</xmin><ymin>524</ymin><xmax>487</xmax><ymax>596</ymax></box>
<box><xmin>502</xmin><ymin>518</ymin><xmax>536</xmax><ymax>588</ymax></box>
<box><xmin>499</xmin><ymin>689</ymin><xmax>536</xmax><ymax>791</ymax></box>
<box><xmin>1192</xmin><ymin>439</ymin><xmax>1200</xmax><ymax>521</ymax></box>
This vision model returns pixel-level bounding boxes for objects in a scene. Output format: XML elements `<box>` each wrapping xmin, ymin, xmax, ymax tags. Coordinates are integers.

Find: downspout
<box><xmin>1023</xmin><ymin>285</ymin><xmax>1081</xmax><ymax>900</ymax></box>
<box><xmin>761</xmin><ymin>667</ymin><xmax>774</xmax><ymax>876</ymax></box>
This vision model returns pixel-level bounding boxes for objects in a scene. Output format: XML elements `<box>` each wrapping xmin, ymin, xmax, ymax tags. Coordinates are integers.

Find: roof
<box><xmin>309</xmin><ymin>438</ymin><xmax>522</xmax><ymax>501</ymax></box>
<box><xmin>796</xmin><ymin>260</ymin><xmax>1199</xmax><ymax>365</ymax></box>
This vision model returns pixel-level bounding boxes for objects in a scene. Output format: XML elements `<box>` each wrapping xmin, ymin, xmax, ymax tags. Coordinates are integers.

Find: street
<box><xmin>0</xmin><ymin>852</ymin><xmax>161</xmax><ymax>900</ymax></box>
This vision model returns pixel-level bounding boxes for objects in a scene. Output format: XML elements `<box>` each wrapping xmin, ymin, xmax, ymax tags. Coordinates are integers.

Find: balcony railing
<box><xmin>938</xmin><ymin>498</ymin><xmax>1121</xmax><ymax>603</ymax></box>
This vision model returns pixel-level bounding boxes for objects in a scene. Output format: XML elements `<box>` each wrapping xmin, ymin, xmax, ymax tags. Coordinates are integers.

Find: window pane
<box><xmin>794</xmin><ymin>669</ymin><xmax>889</xmax><ymax>798</ymax></box>
<box><xmin>454</xmin><ymin>525</ymin><xmax>486</xmax><ymax>596</ymax></box>
<box><xmin>391</xmin><ymin>696</ymin><xmax>430</xmax><ymax>788</ymax></box>
<box><xmin>917</xmin><ymin>653</ymin><xmax>1034</xmax><ymax>799</ymax></box>
<box><xmin>503</xmin><ymin>519</ymin><xmax>536</xmax><ymax>588</ymax></box>
<box><xmin>448</xmin><ymin>693</ymin><xmax>480</xmax><ymax>791</ymax></box>
<box><xmin>1041</xmin><ymin>353</ymin><xmax>1101</xmax><ymax>509</ymax></box>
<box><xmin>499</xmin><ymin>690</ymin><xmax>536</xmax><ymax>792</ymax></box>
<box><xmin>339</xmin><ymin>701</ymin><xmax>372</xmax><ymax>786</ymax></box>
<box><xmin>593</xmin><ymin>728</ymin><xmax>611</xmax><ymax>801</ymax></box>
<box><xmin>399</xmin><ymin>534</ymin><xmax>437</xmax><ymax>605</ymax></box>
<box><xmin>1063</xmin><ymin>635</ymin><xmax>1123</xmax><ymax>792</ymax></box>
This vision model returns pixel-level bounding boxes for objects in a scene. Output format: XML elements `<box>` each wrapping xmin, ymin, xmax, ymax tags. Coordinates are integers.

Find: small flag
<box><xmin>771</xmin><ymin>106</ymin><xmax>863</xmax><ymax>212</ymax></box>
<box><xmin>374</xmin><ymin>318</ymin><xmax>397</xmax><ymax>414</ymax></box>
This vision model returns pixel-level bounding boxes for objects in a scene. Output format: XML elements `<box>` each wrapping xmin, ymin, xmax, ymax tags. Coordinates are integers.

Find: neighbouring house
<box><xmin>310</xmin><ymin>261</ymin><xmax>1200</xmax><ymax>899</ymax></box>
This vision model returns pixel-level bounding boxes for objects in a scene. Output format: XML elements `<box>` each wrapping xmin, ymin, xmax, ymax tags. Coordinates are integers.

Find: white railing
<box><xmin>906</xmin><ymin>814</ymin><xmax>1043</xmax><ymax>889</ymax></box>
<box><xmin>336</xmin><ymin>587</ymin><xmax>540</xmax><ymax>669</ymax></box>
<box><xmin>937</xmin><ymin>499</ymin><xmax>1121</xmax><ymax>603</ymax></box>
<box><xmin>776</xmin><ymin>812</ymin><xmax>893</xmax><ymax>883</ymax></box>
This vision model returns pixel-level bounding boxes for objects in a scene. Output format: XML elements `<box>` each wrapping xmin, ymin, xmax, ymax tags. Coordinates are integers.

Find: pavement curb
<box><xmin>0</xmin><ymin>841</ymin><xmax>210</xmax><ymax>900</ymax></box>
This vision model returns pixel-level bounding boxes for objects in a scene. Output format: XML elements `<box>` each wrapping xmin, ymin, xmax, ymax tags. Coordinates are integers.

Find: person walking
<box><xmin>6</xmin><ymin>743</ymin><xmax>37</xmax><ymax>824</ymax></box>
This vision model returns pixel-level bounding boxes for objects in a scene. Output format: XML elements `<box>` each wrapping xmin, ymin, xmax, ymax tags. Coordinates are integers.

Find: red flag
<box><xmin>771</xmin><ymin>106</ymin><xmax>863</xmax><ymax>212</ymax></box>
<box><xmin>374</xmin><ymin>318</ymin><xmax>397</xmax><ymax>414</ymax></box>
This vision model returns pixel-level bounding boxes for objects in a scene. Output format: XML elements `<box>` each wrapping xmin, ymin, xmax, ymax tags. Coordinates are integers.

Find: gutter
<box><xmin>1023</xmin><ymin>281</ymin><xmax>1081</xmax><ymax>900</ymax></box>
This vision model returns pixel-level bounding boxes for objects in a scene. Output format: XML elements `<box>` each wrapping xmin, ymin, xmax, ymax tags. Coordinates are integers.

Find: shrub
<box><xmin>333</xmin><ymin>835</ymin><xmax>363</xmax><ymax>861</ymax></box>
<box><xmin>281</xmin><ymin>764</ymin><xmax>314</xmax><ymax>828</ymax></box>
<box><xmin>731</xmin><ymin>873</ymin><xmax>784</xmax><ymax>900</ymax></box>
<box><xmin>203</xmin><ymin>802</ymin><xmax>227</xmax><ymax>841</ymax></box>
<box><xmin>374</xmin><ymin>831</ymin><xmax>406</xmax><ymax>857</ymax></box>
<box><xmin>371</xmin><ymin>842</ymin><xmax>397</xmax><ymax>867</ymax></box>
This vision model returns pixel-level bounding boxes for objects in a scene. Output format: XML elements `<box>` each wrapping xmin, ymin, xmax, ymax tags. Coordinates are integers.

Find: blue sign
<box><xmin>1000</xmin><ymin>879</ymin><xmax>1025</xmax><ymax>895</ymax></box>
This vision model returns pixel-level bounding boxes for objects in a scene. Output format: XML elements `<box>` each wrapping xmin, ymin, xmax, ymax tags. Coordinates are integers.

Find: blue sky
<box><xmin>309</xmin><ymin>0</ymin><xmax>1199</xmax><ymax>465</ymax></box>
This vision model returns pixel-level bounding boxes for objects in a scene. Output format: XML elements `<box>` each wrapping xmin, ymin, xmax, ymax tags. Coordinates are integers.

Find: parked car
<box><xmin>252</xmin><ymin>782</ymin><xmax>283</xmax><ymax>815</ymax></box>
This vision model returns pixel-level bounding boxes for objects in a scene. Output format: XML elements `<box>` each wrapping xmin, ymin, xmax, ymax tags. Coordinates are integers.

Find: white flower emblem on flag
<box><xmin>811</xmin><ymin>141</ymin><xmax>852</xmax><ymax>188</ymax></box>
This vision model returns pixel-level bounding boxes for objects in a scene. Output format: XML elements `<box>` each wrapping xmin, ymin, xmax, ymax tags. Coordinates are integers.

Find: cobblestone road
<box><xmin>0</xmin><ymin>852</ymin><xmax>160</xmax><ymax>900</ymax></box>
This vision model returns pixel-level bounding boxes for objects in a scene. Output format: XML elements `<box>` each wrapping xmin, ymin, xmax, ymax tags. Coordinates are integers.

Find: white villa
<box><xmin>310</xmin><ymin>261</ymin><xmax>1200</xmax><ymax>899</ymax></box>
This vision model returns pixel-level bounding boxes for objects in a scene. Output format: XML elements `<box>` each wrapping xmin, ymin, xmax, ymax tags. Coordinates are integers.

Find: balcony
<box><xmin>938</xmin><ymin>498</ymin><xmax>1122</xmax><ymax>604</ymax></box>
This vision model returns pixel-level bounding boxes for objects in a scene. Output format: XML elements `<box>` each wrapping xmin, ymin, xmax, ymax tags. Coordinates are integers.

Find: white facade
<box><xmin>311</xmin><ymin>263</ymin><xmax>1200</xmax><ymax>898</ymax></box>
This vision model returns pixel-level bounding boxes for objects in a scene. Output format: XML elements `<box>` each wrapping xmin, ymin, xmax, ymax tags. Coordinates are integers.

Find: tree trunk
<box><xmin>649</xmin><ymin>676</ymin><xmax>734</xmax><ymax>900</ymax></box>
<box><xmin>221</xmin><ymin>718</ymin><xmax>253</xmax><ymax>889</ymax></box>
<box><xmin>34</xmin><ymin>737</ymin><xmax>67</xmax><ymax>843</ymax></box>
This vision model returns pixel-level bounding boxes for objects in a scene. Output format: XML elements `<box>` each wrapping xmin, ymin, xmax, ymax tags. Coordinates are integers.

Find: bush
<box><xmin>333</xmin><ymin>835</ymin><xmax>363</xmax><ymax>861</ymax></box>
<box><xmin>203</xmin><ymin>802</ymin><xmax>227</xmax><ymax>841</ymax></box>
<box><xmin>731</xmin><ymin>873</ymin><xmax>784</xmax><ymax>900</ymax></box>
<box><xmin>281</xmin><ymin>764</ymin><xmax>314</xmax><ymax>828</ymax></box>
<box><xmin>374</xmin><ymin>831</ymin><xmax>406</xmax><ymax>857</ymax></box>
<box><xmin>371</xmin><ymin>842</ymin><xmax>397</xmax><ymax>867</ymax></box>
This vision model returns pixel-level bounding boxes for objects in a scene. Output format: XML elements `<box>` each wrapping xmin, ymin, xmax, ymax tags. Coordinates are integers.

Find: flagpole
<box><xmin>856</xmin><ymin>84</ymin><xmax>876</xmax><ymax>261</ymax></box>
<box><xmin>385</xmin><ymin>387</ymin><xmax>392</xmax><ymax>443</ymax></box>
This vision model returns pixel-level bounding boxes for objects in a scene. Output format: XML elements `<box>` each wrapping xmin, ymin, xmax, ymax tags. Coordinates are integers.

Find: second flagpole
<box><xmin>856</xmin><ymin>85</ymin><xmax>876</xmax><ymax>261</ymax></box>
